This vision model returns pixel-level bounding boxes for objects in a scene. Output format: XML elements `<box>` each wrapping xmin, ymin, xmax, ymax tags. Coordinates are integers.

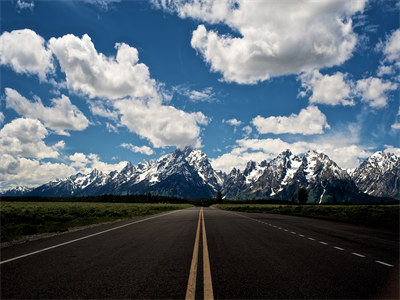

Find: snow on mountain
<box><xmin>222</xmin><ymin>149</ymin><xmax>359</xmax><ymax>203</ymax></box>
<box><xmin>352</xmin><ymin>151</ymin><xmax>400</xmax><ymax>199</ymax></box>
<box><xmin>0</xmin><ymin>186</ymin><xmax>34</xmax><ymax>196</ymax></box>
<box><xmin>4</xmin><ymin>148</ymin><xmax>398</xmax><ymax>202</ymax></box>
<box><xmin>23</xmin><ymin>147</ymin><xmax>220</xmax><ymax>198</ymax></box>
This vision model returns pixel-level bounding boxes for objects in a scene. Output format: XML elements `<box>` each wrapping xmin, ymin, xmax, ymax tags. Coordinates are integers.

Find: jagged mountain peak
<box><xmin>4</xmin><ymin>148</ymin><xmax>398</xmax><ymax>201</ymax></box>
<box><xmin>352</xmin><ymin>151</ymin><xmax>400</xmax><ymax>198</ymax></box>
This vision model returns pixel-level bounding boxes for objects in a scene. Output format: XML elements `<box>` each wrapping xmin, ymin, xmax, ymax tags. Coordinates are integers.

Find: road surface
<box><xmin>1</xmin><ymin>207</ymin><xmax>398</xmax><ymax>299</ymax></box>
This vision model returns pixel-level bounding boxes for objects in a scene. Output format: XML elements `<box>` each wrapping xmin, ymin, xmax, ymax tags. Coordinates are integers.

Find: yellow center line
<box><xmin>185</xmin><ymin>208</ymin><xmax>214</xmax><ymax>300</ymax></box>
<box><xmin>202</xmin><ymin>208</ymin><xmax>214</xmax><ymax>300</ymax></box>
<box><xmin>185</xmin><ymin>208</ymin><xmax>202</xmax><ymax>300</ymax></box>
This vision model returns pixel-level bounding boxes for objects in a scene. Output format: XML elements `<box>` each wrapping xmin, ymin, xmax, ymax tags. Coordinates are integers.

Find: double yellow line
<box><xmin>185</xmin><ymin>208</ymin><xmax>214</xmax><ymax>300</ymax></box>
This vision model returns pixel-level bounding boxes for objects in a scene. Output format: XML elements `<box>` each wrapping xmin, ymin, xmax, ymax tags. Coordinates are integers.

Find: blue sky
<box><xmin>0</xmin><ymin>0</ymin><xmax>399</xmax><ymax>190</ymax></box>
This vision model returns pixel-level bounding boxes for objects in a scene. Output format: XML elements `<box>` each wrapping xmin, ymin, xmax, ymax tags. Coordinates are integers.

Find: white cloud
<box><xmin>5</xmin><ymin>88</ymin><xmax>89</xmax><ymax>135</ymax></box>
<box><xmin>82</xmin><ymin>0</ymin><xmax>121</xmax><ymax>9</ymax></box>
<box><xmin>114</xmin><ymin>99</ymin><xmax>209</xmax><ymax>148</ymax></box>
<box><xmin>88</xmin><ymin>101</ymin><xmax>119</xmax><ymax>121</ymax></box>
<box><xmin>0</xmin><ymin>156</ymin><xmax>77</xmax><ymax>190</ymax></box>
<box><xmin>224</xmin><ymin>118</ymin><xmax>242</xmax><ymax>127</ymax></box>
<box><xmin>121</xmin><ymin>143</ymin><xmax>154</xmax><ymax>155</ymax></box>
<box><xmin>0</xmin><ymin>29</ymin><xmax>54</xmax><ymax>81</ymax></box>
<box><xmin>299</xmin><ymin>70</ymin><xmax>398</xmax><ymax>109</ymax></box>
<box><xmin>377</xmin><ymin>65</ymin><xmax>395</xmax><ymax>77</ymax></box>
<box><xmin>0</xmin><ymin>118</ymin><xmax>62</xmax><ymax>159</ymax></box>
<box><xmin>16</xmin><ymin>0</ymin><xmax>34</xmax><ymax>10</ymax></box>
<box><xmin>252</xmin><ymin>106</ymin><xmax>330</xmax><ymax>135</ymax></box>
<box><xmin>211</xmin><ymin>123</ymin><xmax>371</xmax><ymax>172</ymax></box>
<box><xmin>377</xmin><ymin>29</ymin><xmax>400</xmax><ymax>79</ymax></box>
<box><xmin>382</xmin><ymin>29</ymin><xmax>400</xmax><ymax>65</ymax></box>
<box><xmin>355</xmin><ymin>77</ymin><xmax>398</xmax><ymax>108</ymax></box>
<box><xmin>106</xmin><ymin>122</ymin><xmax>118</xmax><ymax>133</ymax></box>
<box><xmin>175</xmin><ymin>86</ymin><xmax>217</xmax><ymax>102</ymax></box>
<box><xmin>384</xmin><ymin>145</ymin><xmax>400</xmax><ymax>156</ymax></box>
<box><xmin>69</xmin><ymin>152</ymin><xmax>90</xmax><ymax>169</ymax></box>
<box><xmin>156</xmin><ymin>0</ymin><xmax>366</xmax><ymax>84</ymax></box>
<box><xmin>242</xmin><ymin>125</ymin><xmax>252</xmax><ymax>137</ymax></box>
<box><xmin>48</xmin><ymin>34</ymin><xmax>159</xmax><ymax>100</ymax></box>
<box><xmin>68</xmin><ymin>152</ymin><xmax>127</xmax><ymax>174</ymax></box>
<box><xmin>391</xmin><ymin>106</ymin><xmax>400</xmax><ymax>130</ymax></box>
<box><xmin>0</xmin><ymin>112</ymin><xmax>4</xmax><ymax>124</ymax></box>
<box><xmin>84</xmin><ymin>153</ymin><xmax>128</xmax><ymax>173</ymax></box>
<box><xmin>299</xmin><ymin>70</ymin><xmax>355</xmax><ymax>106</ymax></box>
<box><xmin>47</xmin><ymin>32</ymin><xmax>209</xmax><ymax>148</ymax></box>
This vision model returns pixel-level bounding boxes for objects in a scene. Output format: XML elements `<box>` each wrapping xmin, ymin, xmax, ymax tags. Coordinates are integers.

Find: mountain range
<box><xmin>2</xmin><ymin>147</ymin><xmax>399</xmax><ymax>203</ymax></box>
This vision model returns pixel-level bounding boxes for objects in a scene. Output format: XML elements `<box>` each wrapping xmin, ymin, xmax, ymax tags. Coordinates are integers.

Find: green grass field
<box><xmin>1</xmin><ymin>202</ymin><xmax>192</xmax><ymax>243</ymax></box>
<box><xmin>213</xmin><ymin>204</ymin><xmax>400</xmax><ymax>230</ymax></box>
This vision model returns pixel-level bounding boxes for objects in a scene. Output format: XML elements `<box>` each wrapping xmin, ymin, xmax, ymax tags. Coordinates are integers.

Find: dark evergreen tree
<box><xmin>216</xmin><ymin>191</ymin><xmax>223</xmax><ymax>204</ymax></box>
<box><xmin>298</xmin><ymin>188</ymin><xmax>308</xmax><ymax>204</ymax></box>
<box><xmin>332</xmin><ymin>193</ymin><xmax>337</xmax><ymax>205</ymax></box>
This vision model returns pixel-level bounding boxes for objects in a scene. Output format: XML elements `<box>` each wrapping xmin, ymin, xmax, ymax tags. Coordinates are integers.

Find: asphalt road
<box><xmin>1</xmin><ymin>207</ymin><xmax>398</xmax><ymax>299</ymax></box>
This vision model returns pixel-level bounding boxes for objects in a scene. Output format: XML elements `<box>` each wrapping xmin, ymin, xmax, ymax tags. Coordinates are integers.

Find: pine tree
<box><xmin>298</xmin><ymin>188</ymin><xmax>308</xmax><ymax>204</ymax></box>
<box><xmin>216</xmin><ymin>191</ymin><xmax>223</xmax><ymax>204</ymax></box>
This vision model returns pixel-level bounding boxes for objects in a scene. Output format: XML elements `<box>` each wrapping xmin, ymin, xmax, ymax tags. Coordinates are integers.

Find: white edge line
<box><xmin>375</xmin><ymin>260</ymin><xmax>394</xmax><ymax>267</ymax></box>
<box><xmin>0</xmin><ymin>209</ymin><xmax>181</xmax><ymax>265</ymax></box>
<box><xmin>352</xmin><ymin>252</ymin><xmax>366</xmax><ymax>258</ymax></box>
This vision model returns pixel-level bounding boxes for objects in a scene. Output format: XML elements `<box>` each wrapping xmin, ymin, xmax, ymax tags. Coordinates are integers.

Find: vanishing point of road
<box><xmin>1</xmin><ymin>207</ymin><xmax>399</xmax><ymax>299</ymax></box>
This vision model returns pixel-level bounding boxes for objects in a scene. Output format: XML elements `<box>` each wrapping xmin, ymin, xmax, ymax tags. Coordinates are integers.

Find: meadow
<box><xmin>212</xmin><ymin>204</ymin><xmax>400</xmax><ymax>230</ymax></box>
<box><xmin>1</xmin><ymin>202</ymin><xmax>192</xmax><ymax>243</ymax></box>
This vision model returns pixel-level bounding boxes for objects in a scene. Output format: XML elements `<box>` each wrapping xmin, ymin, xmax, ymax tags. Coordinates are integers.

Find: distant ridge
<box><xmin>2</xmin><ymin>148</ymin><xmax>399</xmax><ymax>203</ymax></box>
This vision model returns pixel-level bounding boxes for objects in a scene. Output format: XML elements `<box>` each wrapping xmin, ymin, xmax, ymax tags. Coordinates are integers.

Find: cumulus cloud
<box><xmin>252</xmin><ymin>106</ymin><xmax>330</xmax><ymax>135</ymax></box>
<box><xmin>299</xmin><ymin>70</ymin><xmax>398</xmax><ymax>108</ymax></box>
<box><xmin>211</xmin><ymin>123</ymin><xmax>371</xmax><ymax>172</ymax></box>
<box><xmin>114</xmin><ymin>99</ymin><xmax>209</xmax><ymax>148</ymax></box>
<box><xmin>381</xmin><ymin>29</ymin><xmax>400</xmax><ymax>65</ymax></box>
<box><xmin>384</xmin><ymin>145</ymin><xmax>400</xmax><ymax>156</ymax></box>
<box><xmin>47</xmin><ymin>32</ymin><xmax>209</xmax><ymax>148</ymax></box>
<box><xmin>299</xmin><ymin>70</ymin><xmax>355</xmax><ymax>106</ymax></box>
<box><xmin>69</xmin><ymin>152</ymin><xmax>127</xmax><ymax>174</ymax></box>
<box><xmin>0</xmin><ymin>112</ymin><xmax>4</xmax><ymax>124</ymax></box>
<box><xmin>155</xmin><ymin>0</ymin><xmax>366</xmax><ymax>84</ymax></box>
<box><xmin>224</xmin><ymin>118</ymin><xmax>242</xmax><ymax>127</ymax></box>
<box><xmin>121</xmin><ymin>143</ymin><xmax>154</xmax><ymax>155</ymax></box>
<box><xmin>48</xmin><ymin>34</ymin><xmax>158</xmax><ymax>100</ymax></box>
<box><xmin>377</xmin><ymin>29</ymin><xmax>400</xmax><ymax>80</ymax></box>
<box><xmin>355</xmin><ymin>77</ymin><xmax>398</xmax><ymax>108</ymax></box>
<box><xmin>5</xmin><ymin>88</ymin><xmax>89</xmax><ymax>135</ymax></box>
<box><xmin>0</xmin><ymin>118</ymin><xmax>62</xmax><ymax>159</ymax></box>
<box><xmin>0</xmin><ymin>29</ymin><xmax>54</xmax><ymax>81</ymax></box>
<box><xmin>0</xmin><ymin>156</ymin><xmax>77</xmax><ymax>190</ymax></box>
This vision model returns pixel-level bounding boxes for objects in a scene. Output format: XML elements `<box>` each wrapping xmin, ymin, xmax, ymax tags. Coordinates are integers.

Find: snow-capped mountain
<box><xmin>222</xmin><ymin>150</ymin><xmax>359</xmax><ymax>203</ymax></box>
<box><xmin>29</xmin><ymin>169</ymin><xmax>109</xmax><ymax>197</ymax></box>
<box><xmin>24</xmin><ymin>147</ymin><xmax>221</xmax><ymax>198</ymax></box>
<box><xmin>2</xmin><ymin>148</ymin><xmax>398</xmax><ymax>202</ymax></box>
<box><xmin>352</xmin><ymin>151</ymin><xmax>400</xmax><ymax>199</ymax></box>
<box><xmin>0</xmin><ymin>186</ymin><xmax>34</xmax><ymax>196</ymax></box>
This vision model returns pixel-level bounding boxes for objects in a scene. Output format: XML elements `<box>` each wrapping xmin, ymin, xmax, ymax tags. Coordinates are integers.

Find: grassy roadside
<box><xmin>1</xmin><ymin>202</ymin><xmax>192</xmax><ymax>243</ymax></box>
<box><xmin>212</xmin><ymin>204</ymin><xmax>400</xmax><ymax>230</ymax></box>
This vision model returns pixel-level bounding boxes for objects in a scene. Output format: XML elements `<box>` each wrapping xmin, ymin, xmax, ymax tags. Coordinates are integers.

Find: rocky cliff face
<box><xmin>222</xmin><ymin>150</ymin><xmax>359</xmax><ymax>203</ymax></box>
<box><xmin>352</xmin><ymin>151</ymin><xmax>400</xmax><ymax>199</ymax></box>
